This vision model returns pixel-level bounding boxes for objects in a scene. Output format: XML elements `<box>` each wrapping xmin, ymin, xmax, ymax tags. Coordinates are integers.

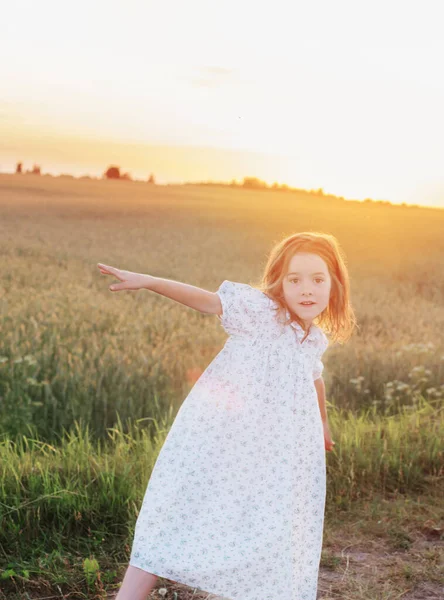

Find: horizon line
<box><xmin>1</xmin><ymin>170</ymin><xmax>442</xmax><ymax>211</ymax></box>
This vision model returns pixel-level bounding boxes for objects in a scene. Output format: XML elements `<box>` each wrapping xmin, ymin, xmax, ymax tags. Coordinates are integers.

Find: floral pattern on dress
<box><xmin>129</xmin><ymin>280</ymin><xmax>330</xmax><ymax>600</ymax></box>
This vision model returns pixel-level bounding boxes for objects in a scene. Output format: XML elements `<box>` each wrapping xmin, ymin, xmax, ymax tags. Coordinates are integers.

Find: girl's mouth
<box><xmin>300</xmin><ymin>301</ymin><xmax>315</xmax><ymax>306</ymax></box>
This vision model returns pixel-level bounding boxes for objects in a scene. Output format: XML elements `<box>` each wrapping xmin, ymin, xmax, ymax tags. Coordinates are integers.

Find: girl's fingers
<box><xmin>97</xmin><ymin>263</ymin><xmax>111</xmax><ymax>274</ymax></box>
<box><xmin>98</xmin><ymin>263</ymin><xmax>115</xmax><ymax>271</ymax></box>
<box><xmin>98</xmin><ymin>264</ymin><xmax>134</xmax><ymax>292</ymax></box>
<box><xmin>97</xmin><ymin>263</ymin><xmax>122</xmax><ymax>279</ymax></box>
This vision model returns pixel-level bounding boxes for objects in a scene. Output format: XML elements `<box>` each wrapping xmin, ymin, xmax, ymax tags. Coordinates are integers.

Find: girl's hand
<box><xmin>322</xmin><ymin>420</ymin><xmax>335</xmax><ymax>452</ymax></box>
<box><xmin>97</xmin><ymin>263</ymin><xmax>149</xmax><ymax>292</ymax></box>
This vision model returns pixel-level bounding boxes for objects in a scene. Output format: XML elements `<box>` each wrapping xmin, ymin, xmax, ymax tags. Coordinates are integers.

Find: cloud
<box><xmin>186</xmin><ymin>65</ymin><xmax>238</xmax><ymax>88</ymax></box>
<box><xmin>200</xmin><ymin>66</ymin><xmax>235</xmax><ymax>76</ymax></box>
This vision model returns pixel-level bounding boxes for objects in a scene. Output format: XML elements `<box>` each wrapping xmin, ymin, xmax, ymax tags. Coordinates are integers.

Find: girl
<box><xmin>98</xmin><ymin>231</ymin><xmax>356</xmax><ymax>600</ymax></box>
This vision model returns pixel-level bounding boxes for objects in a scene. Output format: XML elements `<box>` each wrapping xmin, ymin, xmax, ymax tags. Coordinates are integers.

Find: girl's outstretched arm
<box><xmin>97</xmin><ymin>263</ymin><xmax>221</xmax><ymax>315</ymax></box>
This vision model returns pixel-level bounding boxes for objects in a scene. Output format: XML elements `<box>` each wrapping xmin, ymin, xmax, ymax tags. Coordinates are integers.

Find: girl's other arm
<box><xmin>315</xmin><ymin>376</ymin><xmax>335</xmax><ymax>451</ymax></box>
<box><xmin>97</xmin><ymin>263</ymin><xmax>222</xmax><ymax>315</ymax></box>
<box><xmin>314</xmin><ymin>376</ymin><xmax>328</xmax><ymax>422</ymax></box>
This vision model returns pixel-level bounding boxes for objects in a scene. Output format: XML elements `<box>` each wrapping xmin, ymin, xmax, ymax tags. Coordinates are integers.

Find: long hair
<box><xmin>254</xmin><ymin>231</ymin><xmax>357</xmax><ymax>344</ymax></box>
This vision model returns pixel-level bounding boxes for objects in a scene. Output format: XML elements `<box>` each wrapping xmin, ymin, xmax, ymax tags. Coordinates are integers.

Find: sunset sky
<box><xmin>1</xmin><ymin>0</ymin><xmax>443</xmax><ymax>207</ymax></box>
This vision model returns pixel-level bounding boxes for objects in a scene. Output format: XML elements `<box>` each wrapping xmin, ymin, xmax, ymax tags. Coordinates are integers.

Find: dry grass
<box><xmin>0</xmin><ymin>173</ymin><xmax>443</xmax><ymax>599</ymax></box>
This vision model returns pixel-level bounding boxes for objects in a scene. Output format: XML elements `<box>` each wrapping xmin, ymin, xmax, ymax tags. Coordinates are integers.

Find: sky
<box><xmin>1</xmin><ymin>0</ymin><xmax>444</xmax><ymax>207</ymax></box>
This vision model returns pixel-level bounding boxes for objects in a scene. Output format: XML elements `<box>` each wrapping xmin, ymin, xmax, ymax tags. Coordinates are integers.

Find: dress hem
<box><xmin>128</xmin><ymin>559</ymin><xmax>235</xmax><ymax>600</ymax></box>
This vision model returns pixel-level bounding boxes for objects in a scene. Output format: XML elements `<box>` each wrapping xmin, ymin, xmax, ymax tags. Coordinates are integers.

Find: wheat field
<box><xmin>1</xmin><ymin>173</ymin><xmax>443</xmax><ymax>441</ymax></box>
<box><xmin>0</xmin><ymin>173</ymin><xmax>443</xmax><ymax>599</ymax></box>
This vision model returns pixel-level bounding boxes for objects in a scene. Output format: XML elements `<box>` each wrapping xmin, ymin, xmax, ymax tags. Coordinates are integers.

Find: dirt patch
<box><xmin>105</xmin><ymin>535</ymin><xmax>443</xmax><ymax>600</ymax></box>
<box><xmin>316</xmin><ymin>531</ymin><xmax>443</xmax><ymax>599</ymax></box>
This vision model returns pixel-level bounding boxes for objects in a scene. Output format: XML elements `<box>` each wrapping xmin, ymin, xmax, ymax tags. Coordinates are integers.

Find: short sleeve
<box><xmin>312</xmin><ymin>330</ymin><xmax>329</xmax><ymax>381</ymax></box>
<box><xmin>215</xmin><ymin>280</ymin><xmax>272</xmax><ymax>337</ymax></box>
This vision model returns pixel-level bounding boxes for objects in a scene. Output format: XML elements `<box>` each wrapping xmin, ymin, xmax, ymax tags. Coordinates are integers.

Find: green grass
<box><xmin>0</xmin><ymin>400</ymin><xmax>442</xmax><ymax>598</ymax></box>
<box><xmin>0</xmin><ymin>173</ymin><xmax>443</xmax><ymax>597</ymax></box>
<box><xmin>1</xmin><ymin>174</ymin><xmax>444</xmax><ymax>444</ymax></box>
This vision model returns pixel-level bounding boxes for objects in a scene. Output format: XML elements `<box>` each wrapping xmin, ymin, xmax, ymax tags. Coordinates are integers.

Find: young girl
<box><xmin>98</xmin><ymin>231</ymin><xmax>355</xmax><ymax>600</ymax></box>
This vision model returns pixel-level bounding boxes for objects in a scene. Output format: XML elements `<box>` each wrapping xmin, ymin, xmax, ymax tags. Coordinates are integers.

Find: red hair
<box><xmin>254</xmin><ymin>231</ymin><xmax>357</xmax><ymax>344</ymax></box>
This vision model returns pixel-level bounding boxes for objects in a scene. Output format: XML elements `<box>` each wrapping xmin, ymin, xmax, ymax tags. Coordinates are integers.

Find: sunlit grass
<box><xmin>0</xmin><ymin>399</ymin><xmax>442</xmax><ymax>597</ymax></box>
<box><xmin>0</xmin><ymin>174</ymin><xmax>443</xmax><ymax>597</ymax></box>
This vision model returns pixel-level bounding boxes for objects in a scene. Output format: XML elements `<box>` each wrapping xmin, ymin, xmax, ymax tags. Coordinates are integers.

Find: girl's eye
<box><xmin>289</xmin><ymin>278</ymin><xmax>324</xmax><ymax>284</ymax></box>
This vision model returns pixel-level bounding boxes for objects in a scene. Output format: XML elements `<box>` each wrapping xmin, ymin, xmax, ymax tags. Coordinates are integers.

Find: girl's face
<box><xmin>282</xmin><ymin>252</ymin><xmax>332</xmax><ymax>328</ymax></box>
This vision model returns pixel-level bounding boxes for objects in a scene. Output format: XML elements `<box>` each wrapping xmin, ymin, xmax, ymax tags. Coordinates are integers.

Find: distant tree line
<box><xmin>186</xmin><ymin>176</ymin><xmax>326</xmax><ymax>196</ymax></box>
<box><xmin>14</xmin><ymin>162</ymin><xmax>156</xmax><ymax>184</ymax></box>
<box><xmin>15</xmin><ymin>162</ymin><xmax>41</xmax><ymax>175</ymax></box>
<box><xmin>9</xmin><ymin>160</ymin><xmax>407</xmax><ymax>207</ymax></box>
<box><xmin>103</xmin><ymin>165</ymin><xmax>155</xmax><ymax>184</ymax></box>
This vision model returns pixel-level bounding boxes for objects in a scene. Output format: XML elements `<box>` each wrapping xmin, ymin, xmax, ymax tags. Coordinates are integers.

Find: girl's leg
<box><xmin>115</xmin><ymin>564</ymin><xmax>158</xmax><ymax>600</ymax></box>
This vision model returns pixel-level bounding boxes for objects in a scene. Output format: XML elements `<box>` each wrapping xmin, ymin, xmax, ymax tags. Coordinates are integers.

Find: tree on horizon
<box><xmin>104</xmin><ymin>165</ymin><xmax>121</xmax><ymax>179</ymax></box>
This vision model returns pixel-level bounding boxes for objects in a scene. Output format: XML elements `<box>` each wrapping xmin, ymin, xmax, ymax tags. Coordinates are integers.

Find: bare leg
<box><xmin>115</xmin><ymin>564</ymin><xmax>158</xmax><ymax>600</ymax></box>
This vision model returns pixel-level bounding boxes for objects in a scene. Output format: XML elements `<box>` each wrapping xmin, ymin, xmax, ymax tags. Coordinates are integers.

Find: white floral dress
<box><xmin>129</xmin><ymin>280</ymin><xmax>330</xmax><ymax>600</ymax></box>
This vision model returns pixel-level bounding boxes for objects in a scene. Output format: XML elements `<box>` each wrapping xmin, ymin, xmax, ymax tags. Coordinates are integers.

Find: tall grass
<box><xmin>1</xmin><ymin>396</ymin><xmax>442</xmax><ymax>563</ymax></box>
<box><xmin>0</xmin><ymin>173</ymin><xmax>443</xmax><ymax>445</ymax></box>
<box><xmin>1</xmin><ymin>174</ymin><xmax>443</xmax><ymax>596</ymax></box>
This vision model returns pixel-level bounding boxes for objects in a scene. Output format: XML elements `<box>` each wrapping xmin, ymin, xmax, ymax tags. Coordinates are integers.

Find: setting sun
<box><xmin>1</xmin><ymin>0</ymin><xmax>443</xmax><ymax>207</ymax></box>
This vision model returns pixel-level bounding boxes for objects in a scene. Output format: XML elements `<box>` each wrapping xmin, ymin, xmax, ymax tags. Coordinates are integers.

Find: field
<box><xmin>0</xmin><ymin>173</ymin><xmax>443</xmax><ymax>599</ymax></box>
